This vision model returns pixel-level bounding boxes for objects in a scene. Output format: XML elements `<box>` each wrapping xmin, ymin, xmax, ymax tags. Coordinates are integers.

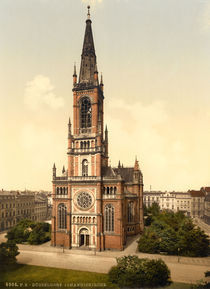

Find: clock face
<box><xmin>77</xmin><ymin>192</ymin><xmax>92</xmax><ymax>210</ymax></box>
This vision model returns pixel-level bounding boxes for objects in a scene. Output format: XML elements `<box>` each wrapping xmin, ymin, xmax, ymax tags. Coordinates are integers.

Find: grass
<box><xmin>0</xmin><ymin>264</ymin><xmax>194</xmax><ymax>289</ymax></box>
<box><xmin>0</xmin><ymin>264</ymin><xmax>116</xmax><ymax>288</ymax></box>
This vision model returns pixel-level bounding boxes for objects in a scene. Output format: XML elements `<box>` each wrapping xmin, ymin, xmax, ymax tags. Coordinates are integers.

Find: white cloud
<box><xmin>24</xmin><ymin>75</ymin><xmax>64</xmax><ymax>110</ymax></box>
<box><xmin>106</xmin><ymin>98</ymin><xmax>210</xmax><ymax>191</ymax></box>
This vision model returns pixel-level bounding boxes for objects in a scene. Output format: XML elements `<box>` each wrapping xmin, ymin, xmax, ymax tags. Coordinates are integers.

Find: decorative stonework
<box><xmin>77</xmin><ymin>191</ymin><xmax>92</xmax><ymax>209</ymax></box>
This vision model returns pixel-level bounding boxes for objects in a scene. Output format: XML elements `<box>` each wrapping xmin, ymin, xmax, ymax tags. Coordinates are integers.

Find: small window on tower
<box><xmin>80</xmin><ymin>97</ymin><xmax>92</xmax><ymax>128</ymax></box>
<box><xmin>82</xmin><ymin>159</ymin><xmax>88</xmax><ymax>176</ymax></box>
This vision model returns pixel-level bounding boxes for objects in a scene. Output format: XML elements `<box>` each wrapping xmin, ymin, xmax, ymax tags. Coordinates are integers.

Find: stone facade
<box><xmin>0</xmin><ymin>191</ymin><xmax>50</xmax><ymax>232</ymax></box>
<box><xmin>0</xmin><ymin>192</ymin><xmax>16</xmax><ymax>231</ymax></box>
<box><xmin>144</xmin><ymin>191</ymin><xmax>192</xmax><ymax>217</ymax></box>
<box><xmin>51</xmin><ymin>10</ymin><xmax>144</xmax><ymax>251</ymax></box>
<box><xmin>34</xmin><ymin>195</ymin><xmax>48</xmax><ymax>221</ymax></box>
<box><xmin>16</xmin><ymin>193</ymin><xmax>35</xmax><ymax>223</ymax></box>
<box><xmin>188</xmin><ymin>190</ymin><xmax>205</xmax><ymax>218</ymax></box>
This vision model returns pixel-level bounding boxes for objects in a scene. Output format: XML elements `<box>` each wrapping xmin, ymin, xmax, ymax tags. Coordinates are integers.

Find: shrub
<box><xmin>6</xmin><ymin>219</ymin><xmax>51</xmax><ymax>245</ymax></box>
<box><xmin>108</xmin><ymin>255</ymin><xmax>170</xmax><ymax>288</ymax></box>
<box><xmin>0</xmin><ymin>241</ymin><xmax>19</xmax><ymax>268</ymax></box>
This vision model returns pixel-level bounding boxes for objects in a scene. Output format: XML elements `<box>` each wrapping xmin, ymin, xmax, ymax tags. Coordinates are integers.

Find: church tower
<box><xmin>51</xmin><ymin>7</ymin><xmax>144</xmax><ymax>251</ymax></box>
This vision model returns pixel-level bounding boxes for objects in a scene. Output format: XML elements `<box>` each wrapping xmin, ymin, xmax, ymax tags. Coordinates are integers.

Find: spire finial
<box><xmin>87</xmin><ymin>5</ymin><xmax>90</xmax><ymax>20</ymax></box>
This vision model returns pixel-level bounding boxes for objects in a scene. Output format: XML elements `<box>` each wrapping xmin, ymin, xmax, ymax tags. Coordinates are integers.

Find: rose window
<box><xmin>77</xmin><ymin>192</ymin><xmax>92</xmax><ymax>209</ymax></box>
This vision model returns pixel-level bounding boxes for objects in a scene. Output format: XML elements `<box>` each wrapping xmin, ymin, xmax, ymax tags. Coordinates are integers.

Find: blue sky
<box><xmin>0</xmin><ymin>0</ymin><xmax>210</xmax><ymax>191</ymax></box>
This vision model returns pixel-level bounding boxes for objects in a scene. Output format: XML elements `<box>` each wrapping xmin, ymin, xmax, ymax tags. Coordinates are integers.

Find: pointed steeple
<box><xmin>79</xmin><ymin>6</ymin><xmax>97</xmax><ymax>85</ymax></box>
<box><xmin>118</xmin><ymin>160</ymin><xmax>121</xmax><ymax>168</ymax></box>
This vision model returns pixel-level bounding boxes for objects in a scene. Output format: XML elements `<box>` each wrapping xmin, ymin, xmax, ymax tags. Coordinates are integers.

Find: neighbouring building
<box><xmin>188</xmin><ymin>190</ymin><xmax>205</xmax><ymax>218</ymax></box>
<box><xmin>51</xmin><ymin>8</ymin><xmax>144</xmax><ymax>251</ymax></box>
<box><xmin>174</xmin><ymin>192</ymin><xmax>191</xmax><ymax>216</ymax></box>
<box><xmin>0</xmin><ymin>190</ymin><xmax>50</xmax><ymax>232</ymax></box>
<box><xmin>201</xmin><ymin>187</ymin><xmax>210</xmax><ymax>224</ymax></box>
<box><xmin>143</xmin><ymin>191</ymin><xmax>161</xmax><ymax>208</ymax></box>
<box><xmin>34</xmin><ymin>194</ymin><xmax>48</xmax><ymax>221</ymax></box>
<box><xmin>144</xmin><ymin>191</ymin><xmax>191</xmax><ymax>216</ymax></box>
<box><xmin>16</xmin><ymin>192</ymin><xmax>35</xmax><ymax>222</ymax></box>
<box><xmin>0</xmin><ymin>192</ymin><xmax>16</xmax><ymax>231</ymax></box>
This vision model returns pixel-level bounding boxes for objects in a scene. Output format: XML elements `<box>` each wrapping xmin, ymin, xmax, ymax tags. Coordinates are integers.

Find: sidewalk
<box><xmin>17</xmin><ymin>234</ymin><xmax>210</xmax><ymax>267</ymax></box>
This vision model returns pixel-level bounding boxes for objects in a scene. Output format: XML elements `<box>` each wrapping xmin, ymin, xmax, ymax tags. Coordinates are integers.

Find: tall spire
<box><xmin>79</xmin><ymin>6</ymin><xmax>97</xmax><ymax>85</ymax></box>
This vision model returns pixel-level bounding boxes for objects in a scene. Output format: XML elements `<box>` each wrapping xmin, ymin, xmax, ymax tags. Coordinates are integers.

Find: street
<box><xmin>1</xmin><ymin>232</ymin><xmax>209</xmax><ymax>284</ymax></box>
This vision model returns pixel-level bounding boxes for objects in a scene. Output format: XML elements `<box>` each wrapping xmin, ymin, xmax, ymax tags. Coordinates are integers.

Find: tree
<box><xmin>147</xmin><ymin>202</ymin><xmax>160</xmax><ymax>217</ymax></box>
<box><xmin>6</xmin><ymin>220</ymin><xmax>51</xmax><ymax>245</ymax></box>
<box><xmin>6</xmin><ymin>219</ymin><xmax>34</xmax><ymax>243</ymax></box>
<box><xmin>0</xmin><ymin>241</ymin><xmax>19</xmax><ymax>268</ymax></box>
<box><xmin>108</xmin><ymin>255</ymin><xmax>171</xmax><ymax>288</ymax></box>
<box><xmin>28</xmin><ymin>223</ymin><xmax>50</xmax><ymax>245</ymax></box>
<box><xmin>139</xmin><ymin>210</ymin><xmax>210</xmax><ymax>257</ymax></box>
<box><xmin>178</xmin><ymin>224</ymin><xmax>209</xmax><ymax>257</ymax></box>
<box><xmin>138</xmin><ymin>229</ymin><xmax>160</xmax><ymax>254</ymax></box>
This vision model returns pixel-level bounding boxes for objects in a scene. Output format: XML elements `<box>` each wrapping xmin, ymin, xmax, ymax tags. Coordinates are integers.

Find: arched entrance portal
<box><xmin>79</xmin><ymin>228</ymin><xmax>90</xmax><ymax>247</ymax></box>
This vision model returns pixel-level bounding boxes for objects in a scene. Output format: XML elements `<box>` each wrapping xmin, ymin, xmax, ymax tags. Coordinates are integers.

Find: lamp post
<box><xmin>178</xmin><ymin>247</ymin><xmax>180</xmax><ymax>263</ymax></box>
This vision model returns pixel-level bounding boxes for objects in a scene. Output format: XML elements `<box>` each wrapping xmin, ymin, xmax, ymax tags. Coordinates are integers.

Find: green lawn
<box><xmin>0</xmin><ymin>264</ymin><xmax>116</xmax><ymax>289</ymax></box>
<box><xmin>0</xmin><ymin>264</ymin><xmax>194</xmax><ymax>289</ymax></box>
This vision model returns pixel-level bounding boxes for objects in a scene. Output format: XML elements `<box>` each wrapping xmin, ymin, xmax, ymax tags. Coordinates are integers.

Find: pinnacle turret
<box><xmin>134</xmin><ymin>157</ymin><xmax>140</xmax><ymax>171</ymax></box>
<box><xmin>68</xmin><ymin>117</ymin><xmax>72</xmax><ymax>138</ymax></box>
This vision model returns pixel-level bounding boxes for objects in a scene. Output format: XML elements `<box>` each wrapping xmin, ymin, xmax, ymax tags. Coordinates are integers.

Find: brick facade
<box><xmin>51</xmin><ymin>9</ymin><xmax>144</xmax><ymax>251</ymax></box>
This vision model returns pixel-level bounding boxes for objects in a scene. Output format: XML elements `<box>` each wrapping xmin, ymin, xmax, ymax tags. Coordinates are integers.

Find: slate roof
<box><xmin>113</xmin><ymin>167</ymin><xmax>134</xmax><ymax>182</ymax></box>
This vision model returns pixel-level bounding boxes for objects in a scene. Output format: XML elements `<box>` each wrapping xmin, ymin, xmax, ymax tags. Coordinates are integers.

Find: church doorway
<box><xmin>79</xmin><ymin>228</ymin><xmax>90</xmax><ymax>247</ymax></box>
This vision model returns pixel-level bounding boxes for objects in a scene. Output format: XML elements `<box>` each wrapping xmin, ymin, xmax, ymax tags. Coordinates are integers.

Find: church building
<box><xmin>51</xmin><ymin>7</ymin><xmax>144</xmax><ymax>251</ymax></box>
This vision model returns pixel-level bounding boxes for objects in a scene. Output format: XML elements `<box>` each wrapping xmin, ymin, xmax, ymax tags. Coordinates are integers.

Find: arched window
<box><xmin>82</xmin><ymin>159</ymin><xmax>88</xmax><ymax>176</ymax></box>
<box><xmin>105</xmin><ymin>204</ymin><xmax>114</xmax><ymax>232</ymax></box>
<box><xmin>107</xmin><ymin>187</ymin><xmax>109</xmax><ymax>195</ymax></box>
<box><xmin>58</xmin><ymin>204</ymin><xmax>67</xmax><ymax>229</ymax></box>
<box><xmin>128</xmin><ymin>202</ymin><xmax>134</xmax><ymax>223</ymax></box>
<box><xmin>56</xmin><ymin>187</ymin><xmax>59</xmax><ymax>195</ymax></box>
<box><xmin>110</xmin><ymin>187</ymin><xmax>113</xmax><ymax>195</ymax></box>
<box><xmin>114</xmin><ymin>187</ymin><xmax>117</xmax><ymax>194</ymax></box>
<box><xmin>80</xmin><ymin>97</ymin><xmax>92</xmax><ymax>128</ymax></box>
<box><xmin>81</xmin><ymin>141</ymin><xmax>83</xmax><ymax>149</ymax></box>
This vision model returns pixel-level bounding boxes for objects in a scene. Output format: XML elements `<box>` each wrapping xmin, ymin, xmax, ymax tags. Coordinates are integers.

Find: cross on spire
<box><xmin>87</xmin><ymin>5</ymin><xmax>90</xmax><ymax>20</ymax></box>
